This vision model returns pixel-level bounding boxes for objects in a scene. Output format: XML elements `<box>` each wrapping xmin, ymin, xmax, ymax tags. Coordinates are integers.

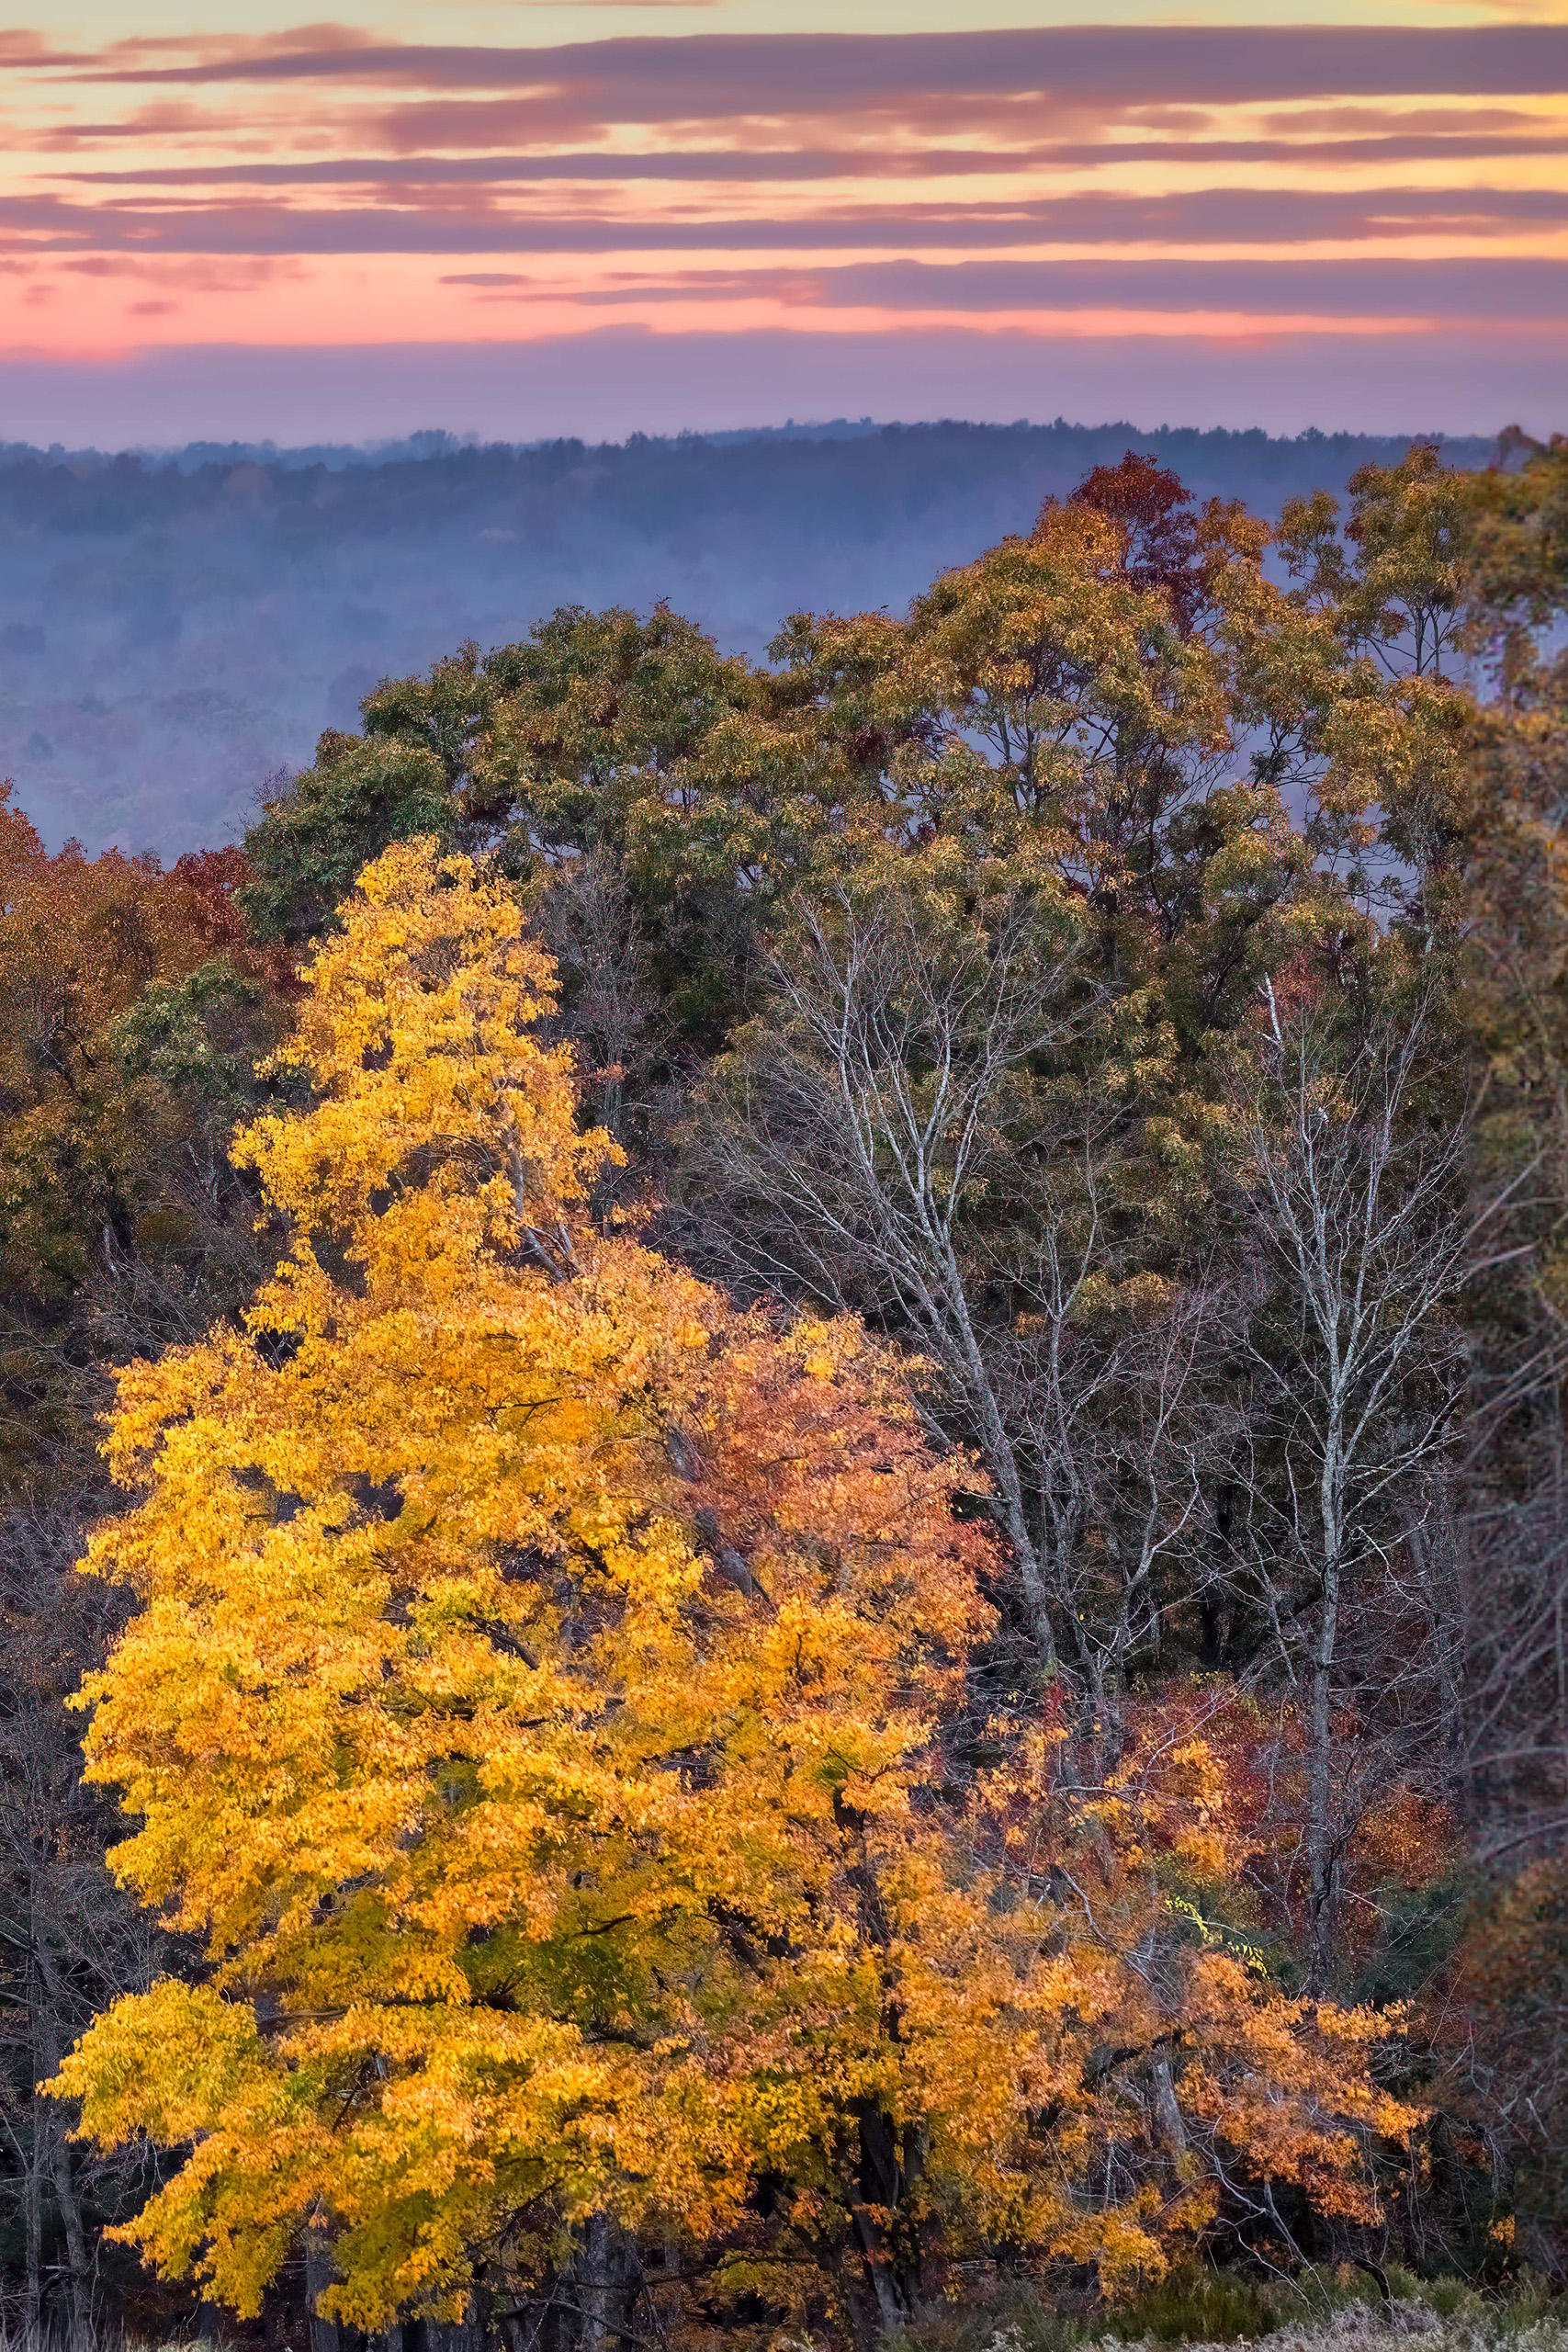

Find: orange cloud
<box><xmin>0</xmin><ymin>12</ymin><xmax>1561</xmax><ymax>389</ymax></box>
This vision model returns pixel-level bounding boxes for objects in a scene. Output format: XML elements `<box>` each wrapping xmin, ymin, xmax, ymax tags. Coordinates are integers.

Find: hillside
<box><xmin>0</xmin><ymin>418</ymin><xmax>1496</xmax><ymax>857</ymax></box>
<box><xmin>4</xmin><ymin>430</ymin><xmax>1568</xmax><ymax>2351</ymax></box>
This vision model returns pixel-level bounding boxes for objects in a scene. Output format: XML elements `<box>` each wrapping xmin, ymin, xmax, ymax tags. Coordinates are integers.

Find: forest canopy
<box><xmin>0</xmin><ymin>418</ymin><xmax>1497</xmax><ymax>863</ymax></box>
<box><xmin>3</xmin><ymin>430</ymin><xmax>1567</xmax><ymax>2352</ymax></box>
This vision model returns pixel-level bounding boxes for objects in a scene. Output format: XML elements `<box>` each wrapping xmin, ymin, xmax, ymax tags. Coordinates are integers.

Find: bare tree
<box><xmin>1229</xmin><ymin>980</ymin><xmax>1518</xmax><ymax>1987</ymax></box>
<box><xmin>684</xmin><ymin>884</ymin><xmax>1231</xmax><ymax>1704</ymax></box>
<box><xmin>531</xmin><ymin>848</ymin><xmax>667</xmax><ymax>1149</ymax></box>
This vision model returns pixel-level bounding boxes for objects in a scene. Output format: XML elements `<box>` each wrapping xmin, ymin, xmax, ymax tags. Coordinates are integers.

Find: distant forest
<box><xmin>0</xmin><ymin>418</ymin><xmax>1498</xmax><ymax>858</ymax></box>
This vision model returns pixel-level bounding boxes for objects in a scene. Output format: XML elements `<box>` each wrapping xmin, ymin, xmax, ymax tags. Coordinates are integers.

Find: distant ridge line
<box><xmin>0</xmin><ymin>418</ymin><xmax>1503</xmax><ymax>479</ymax></box>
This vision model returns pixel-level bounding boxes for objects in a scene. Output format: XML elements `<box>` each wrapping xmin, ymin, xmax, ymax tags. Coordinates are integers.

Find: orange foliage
<box><xmin>53</xmin><ymin>842</ymin><xmax>1418</xmax><ymax>2336</ymax></box>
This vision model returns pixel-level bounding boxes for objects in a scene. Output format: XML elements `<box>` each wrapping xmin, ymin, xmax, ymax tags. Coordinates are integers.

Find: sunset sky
<box><xmin>4</xmin><ymin>0</ymin><xmax>1565</xmax><ymax>444</ymax></box>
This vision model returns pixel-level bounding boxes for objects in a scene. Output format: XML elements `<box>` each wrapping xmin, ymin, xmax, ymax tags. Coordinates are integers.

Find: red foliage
<box><xmin>1112</xmin><ymin>1684</ymin><xmax>1460</xmax><ymax>1967</ymax></box>
<box><xmin>1043</xmin><ymin>450</ymin><xmax>1208</xmax><ymax>635</ymax></box>
<box><xmin>166</xmin><ymin>844</ymin><xmax>299</xmax><ymax>993</ymax></box>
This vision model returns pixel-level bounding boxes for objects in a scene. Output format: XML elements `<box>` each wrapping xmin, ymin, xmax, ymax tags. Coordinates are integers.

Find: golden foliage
<box><xmin>54</xmin><ymin>841</ymin><xmax>1415</xmax><ymax>2330</ymax></box>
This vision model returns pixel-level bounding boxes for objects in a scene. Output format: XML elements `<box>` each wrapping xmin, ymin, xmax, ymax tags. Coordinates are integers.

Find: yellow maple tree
<box><xmin>52</xmin><ymin>839</ymin><xmax>1416</xmax><ymax>2339</ymax></box>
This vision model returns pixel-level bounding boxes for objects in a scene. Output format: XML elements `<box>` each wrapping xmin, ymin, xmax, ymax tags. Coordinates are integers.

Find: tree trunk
<box><xmin>580</xmin><ymin>2212</ymin><xmax>611</xmax><ymax>2352</ymax></box>
<box><xmin>940</xmin><ymin>1238</ymin><xmax>1059</xmax><ymax>1669</ymax></box>
<box><xmin>24</xmin><ymin>2138</ymin><xmax>42</xmax><ymax>2347</ymax></box>
<box><xmin>24</xmin><ymin>1984</ymin><xmax>44</xmax><ymax>2346</ymax></box>
<box><xmin>1305</xmin><ymin>1437</ymin><xmax>1345</xmax><ymax>1996</ymax></box>
<box><xmin>47</xmin><ymin>2120</ymin><xmax>91</xmax><ymax>2347</ymax></box>
<box><xmin>307</xmin><ymin>2220</ymin><xmax>344</xmax><ymax>2352</ymax></box>
<box><xmin>1151</xmin><ymin>2055</ymin><xmax>1188</xmax><ymax>2161</ymax></box>
<box><xmin>32</xmin><ymin>1927</ymin><xmax>91</xmax><ymax>2346</ymax></box>
<box><xmin>849</xmin><ymin>2105</ymin><xmax>920</xmax><ymax>2332</ymax></box>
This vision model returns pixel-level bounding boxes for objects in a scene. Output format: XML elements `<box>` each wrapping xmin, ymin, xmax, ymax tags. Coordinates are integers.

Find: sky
<box><xmin>2</xmin><ymin>0</ymin><xmax>1565</xmax><ymax>445</ymax></box>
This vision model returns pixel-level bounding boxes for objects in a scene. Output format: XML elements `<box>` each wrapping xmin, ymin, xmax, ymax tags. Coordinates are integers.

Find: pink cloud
<box><xmin>5</xmin><ymin>181</ymin><xmax>1564</xmax><ymax>257</ymax></box>
<box><xmin>57</xmin><ymin>122</ymin><xmax>1568</xmax><ymax>189</ymax></box>
<box><xmin>5</xmin><ymin>11</ymin><xmax>1561</xmax><ymax>424</ymax></box>
<box><xmin>51</xmin><ymin>24</ymin><xmax>1568</xmax><ymax>111</ymax></box>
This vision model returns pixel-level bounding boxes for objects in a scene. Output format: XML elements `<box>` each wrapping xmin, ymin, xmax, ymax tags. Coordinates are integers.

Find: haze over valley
<box><xmin>0</xmin><ymin>418</ymin><xmax>1497</xmax><ymax>858</ymax></box>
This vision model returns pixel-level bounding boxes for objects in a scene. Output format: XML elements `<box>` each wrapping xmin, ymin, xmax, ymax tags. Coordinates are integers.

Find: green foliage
<box><xmin>241</xmin><ymin>731</ymin><xmax>453</xmax><ymax>944</ymax></box>
<box><xmin>1102</xmin><ymin>2267</ymin><xmax>1278</xmax><ymax>2342</ymax></box>
<box><xmin>1352</xmin><ymin>1876</ymin><xmax>1473</xmax><ymax>2011</ymax></box>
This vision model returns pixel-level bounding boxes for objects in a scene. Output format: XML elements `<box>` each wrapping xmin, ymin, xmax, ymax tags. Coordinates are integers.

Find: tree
<box><xmin>681</xmin><ymin>481</ymin><xmax>1314</xmax><ymax>1697</ymax></box>
<box><xmin>686</xmin><ymin>869</ymin><xmax>1086</xmax><ymax>1670</ymax></box>
<box><xmin>1277</xmin><ymin>443</ymin><xmax>1472</xmax><ymax>688</ymax></box>
<box><xmin>1061</xmin><ymin>448</ymin><xmax>1211</xmax><ymax>637</ymax></box>
<box><xmin>0</xmin><ymin>797</ymin><xmax>285</xmax><ymax>1383</ymax></box>
<box><xmin>0</xmin><ymin>797</ymin><xmax>290</xmax><ymax>2335</ymax></box>
<box><xmin>685</xmin><ymin>863</ymin><xmax>1242</xmax><ymax>1712</ymax></box>
<box><xmin>0</xmin><ymin>1505</ymin><xmax>169</xmax><ymax>2343</ymax></box>
<box><xmin>1225</xmin><ymin>444</ymin><xmax>1478</xmax><ymax>916</ymax></box>
<box><xmin>1226</xmin><ymin>969</ymin><xmax>1499</xmax><ymax>1992</ymax></box>
<box><xmin>47</xmin><ymin>832</ymin><xmax>988</xmax><ymax>2335</ymax></box>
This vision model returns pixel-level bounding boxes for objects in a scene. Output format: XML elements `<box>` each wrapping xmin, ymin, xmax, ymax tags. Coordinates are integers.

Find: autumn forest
<box><xmin>4</xmin><ymin>434</ymin><xmax>1568</xmax><ymax>2352</ymax></box>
